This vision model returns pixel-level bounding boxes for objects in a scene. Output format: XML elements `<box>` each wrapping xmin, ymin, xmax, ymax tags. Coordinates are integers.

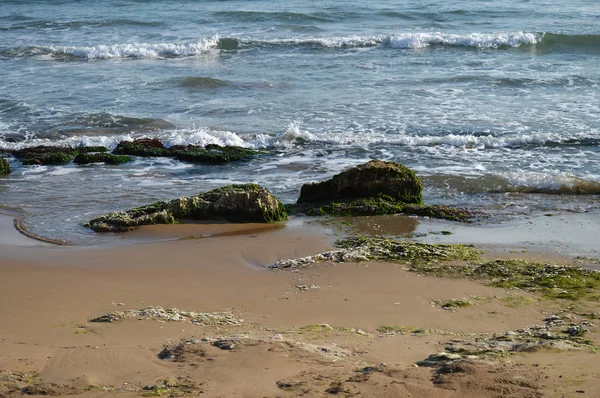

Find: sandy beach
<box><xmin>1</xmin><ymin>213</ymin><xmax>600</xmax><ymax>397</ymax></box>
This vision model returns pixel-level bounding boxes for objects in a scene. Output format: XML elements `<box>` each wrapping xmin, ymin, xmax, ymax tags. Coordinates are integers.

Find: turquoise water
<box><xmin>0</xmin><ymin>0</ymin><xmax>599</xmax><ymax>243</ymax></box>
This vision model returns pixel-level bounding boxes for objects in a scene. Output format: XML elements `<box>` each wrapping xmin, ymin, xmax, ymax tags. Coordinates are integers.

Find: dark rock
<box><xmin>74</xmin><ymin>152</ymin><xmax>133</xmax><ymax>165</ymax></box>
<box><xmin>113</xmin><ymin>138</ymin><xmax>263</xmax><ymax>163</ymax></box>
<box><xmin>171</xmin><ymin>144</ymin><xmax>261</xmax><ymax>164</ymax></box>
<box><xmin>298</xmin><ymin>160</ymin><xmax>423</xmax><ymax>204</ymax></box>
<box><xmin>10</xmin><ymin>145</ymin><xmax>108</xmax><ymax>166</ymax></box>
<box><xmin>212</xmin><ymin>340</ymin><xmax>236</xmax><ymax>350</ymax></box>
<box><xmin>112</xmin><ymin>138</ymin><xmax>168</xmax><ymax>157</ymax></box>
<box><xmin>21</xmin><ymin>152</ymin><xmax>72</xmax><ymax>166</ymax></box>
<box><xmin>291</xmin><ymin>160</ymin><xmax>484</xmax><ymax>222</ymax></box>
<box><xmin>88</xmin><ymin>184</ymin><xmax>287</xmax><ymax>232</ymax></box>
<box><xmin>0</xmin><ymin>158</ymin><xmax>10</xmax><ymax>175</ymax></box>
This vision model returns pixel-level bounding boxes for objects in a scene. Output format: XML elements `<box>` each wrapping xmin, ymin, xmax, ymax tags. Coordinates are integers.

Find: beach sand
<box><xmin>1</xmin><ymin>214</ymin><xmax>600</xmax><ymax>397</ymax></box>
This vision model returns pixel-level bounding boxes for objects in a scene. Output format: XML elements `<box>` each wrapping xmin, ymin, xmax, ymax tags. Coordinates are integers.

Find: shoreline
<box><xmin>1</xmin><ymin>212</ymin><xmax>600</xmax><ymax>396</ymax></box>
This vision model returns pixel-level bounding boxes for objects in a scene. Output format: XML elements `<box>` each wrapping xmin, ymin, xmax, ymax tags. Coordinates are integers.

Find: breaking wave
<box><xmin>4</xmin><ymin>31</ymin><xmax>600</xmax><ymax>60</ymax></box>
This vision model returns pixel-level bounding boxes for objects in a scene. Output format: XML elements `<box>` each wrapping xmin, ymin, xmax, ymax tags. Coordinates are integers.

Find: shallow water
<box><xmin>0</xmin><ymin>0</ymin><xmax>599</xmax><ymax>244</ymax></box>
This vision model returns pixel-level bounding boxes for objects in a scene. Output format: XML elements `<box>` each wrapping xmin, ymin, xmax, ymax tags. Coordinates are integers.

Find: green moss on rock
<box><xmin>0</xmin><ymin>158</ymin><xmax>10</xmax><ymax>175</ymax></box>
<box><xmin>74</xmin><ymin>153</ymin><xmax>133</xmax><ymax>165</ymax></box>
<box><xmin>412</xmin><ymin>258</ymin><xmax>600</xmax><ymax>301</ymax></box>
<box><xmin>171</xmin><ymin>144</ymin><xmax>262</xmax><ymax>164</ymax></box>
<box><xmin>298</xmin><ymin>160</ymin><xmax>423</xmax><ymax>204</ymax></box>
<box><xmin>21</xmin><ymin>152</ymin><xmax>72</xmax><ymax>166</ymax></box>
<box><xmin>291</xmin><ymin>160</ymin><xmax>483</xmax><ymax>222</ymax></box>
<box><xmin>10</xmin><ymin>145</ymin><xmax>109</xmax><ymax>166</ymax></box>
<box><xmin>112</xmin><ymin>138</ymin><xmax>263</xmax><ymax>164</ymax></box>
<box><xmin>88</xmin><ymin>184</ymin><xmax>287</xmax><ymax>232</ymax></box>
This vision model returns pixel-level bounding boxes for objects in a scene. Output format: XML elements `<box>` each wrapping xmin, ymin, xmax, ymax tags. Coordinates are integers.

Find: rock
<box><xmin>291</xmin><ymin>160</ymin><xmax>483</xmax><ymax>222</ymax></box>
<box><xmin>112</xmin><ymin>138</ymin><xmax>263</xmax><ymax>163</ymax></box>
<box><xmin>298</xmin><ymin>160</ymin><xmax>423</xmax><ymax>204</ymax></box>
<box><xmin>212</xmin><ymin>340</ymin><xmax>236</xmax><ymax>350</ymax></box>
<box><xmin>171</xmin><ymin>144</ymin><xmax>262</xmax><ymax>164</ymax></box>
<box><xmin>88</xmin><ymin>184</ymin><xmax>287</xmax><ymax>232</ymax></box>
<box><xmin>10</xmin><ymin>145</ymin><xmax>108</xmax><ymax>166</ymax></box>
<box><xmin>112</xmin><ymin>137</ymin><xmax>168</xmax><ymax>157</ymax></box>
<box><xmin>73</xmin><ymin>152</ymin><xmax>133</xmax><ymax>165</ymax></box>
<box><xmin>0</xmin><ymin>158</ymin><xmax>10</xmax><ymax>175</ymax></box>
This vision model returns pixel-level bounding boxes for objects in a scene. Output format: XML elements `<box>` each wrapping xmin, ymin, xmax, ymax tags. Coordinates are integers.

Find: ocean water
<box><xmin>0</xmin><ymin>0</ymin><xmax>599</xmax><ymax>244</ymax></box>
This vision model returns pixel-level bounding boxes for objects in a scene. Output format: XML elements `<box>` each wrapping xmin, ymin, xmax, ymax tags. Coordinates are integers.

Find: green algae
<box><xmin>112</xmin><ymin>138</ymin><xmax>263</xmax><ymax>164</ymax></box>
<box><xmin>270</xmin><ymin>235</ymin><xmax>480</xmax><ymax>269</ymax></box>
<box><xmin>73</xmin><ymin>152</ymin><xmax>133</xmax><ymax>165</ymax></box>
<box><xmin>10</xmin><ymin>145</ymin><xmax>109</xmax><ymax>166</ymax></box>
<box><xmin>172</xmin><ymin>144</ymin><xmax>263</xmax><ymax>164</ymax></box>
<box><xmin>88</xmin><ymin>184</ymin><xmax>287</xmax><ymax>232</ymax></box>
<box><xmin>289</xmin><ymin>198</ymin><xmax>482</xmax><ymax>222</ymax></box>
<box><xmin>333</xmin><ymin>235</ymin><xmax>481</xmax><ymax>264</ymax></box>
<box><xmin>413</xmin><ymin>258</ymin><xmax>600</xmax><ymax>302</ymax></box>
<box><xmin>21</xmin><ymin>152</ymin><xmax>72</xmax><ymax>165</ymax></box>
<box><xmin>439</xmin><ymin>299</ymin><xmax>474</xmax><ymax>310</ymax></box>
<box><xmin>0</xmin><ymin>158</ymin><xmax>10</xmax><ymax>175</ymax></box>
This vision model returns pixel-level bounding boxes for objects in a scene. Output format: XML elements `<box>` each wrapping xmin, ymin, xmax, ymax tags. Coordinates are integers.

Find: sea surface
<box><xmin>0</xmin><ymin>0</ymin><xmax>599</xmax><ymax>244</ymax></box>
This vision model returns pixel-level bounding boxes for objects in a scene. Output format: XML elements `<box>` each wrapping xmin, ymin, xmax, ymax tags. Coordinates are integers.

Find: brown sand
<box><xmin>1</xmin><ymin>214</ymin><xmax>599</xmax><ymax>397</ymax></box>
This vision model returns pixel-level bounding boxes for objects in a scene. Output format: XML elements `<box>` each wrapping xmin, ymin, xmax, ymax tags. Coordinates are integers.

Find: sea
<box><xmin>0</xmin><ymin>0</ymin><xmax>599</xmax><ymax>245</ymax></box>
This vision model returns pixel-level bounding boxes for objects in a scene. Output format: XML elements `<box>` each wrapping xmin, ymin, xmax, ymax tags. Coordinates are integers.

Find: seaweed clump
<box><xmin>87</xmin><ymin>183</ymin><xmax>287</xmax><ymax>232</ymax></box>
<box><xmin>0</xmin><ymin>158</ymin><xmax>10</xmax><ymax>175</ymax></box>
<box><xmin>290</xmin><ymin>160</ymin><xmax>483</xmax><ymax>222</ymax></box>
<box><xmin>9</xmin><ymin>145</ymin><xmax>109</xmax><ymax>166</ymax></box>
<box><xmin>74</xmin><ymin>152</ymin><xmax>133</xmax><ymax>165</ymax></box>
<box><xmin>112</xmin><ymin>138</ymin><xmax>262</xmax><ymax>164</ymax></box>
<box><xmin>413</xmin><ymin>258</ymin><xmax>600</xmax><ymax>301</ymax></box>
<box><xmin>270</xmin><ymin>235</ymin><xmax>480</xmax><ymax>269</ymax></box>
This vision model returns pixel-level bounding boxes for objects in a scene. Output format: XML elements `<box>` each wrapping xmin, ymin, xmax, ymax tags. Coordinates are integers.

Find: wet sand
<box><xmin>1</xmin><ymin>213</ymin><xmax>600</xmax><ymax>397</ymax></box>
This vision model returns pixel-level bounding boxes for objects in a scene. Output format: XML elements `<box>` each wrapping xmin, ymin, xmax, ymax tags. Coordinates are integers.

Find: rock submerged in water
<box><xmin>73</xmin><ymin>152</ymin><xmax>133</xmax><ymax>165</ymax></box>
<box><xmin>112</xmin><ymin>137</ymin><xmax>262</xmax><ymax>164</ymax></box>
<box><xmin>0</xmin><ymin>158</ymin><xmax>10</xmax><ymax>175</ymax></box>
<box><xmin>9</xmin><ymin>145</ymin><xmax>109</xmax><ymax>166</ymax></box>
<box><xmin>291</xmin><ymin>160</ymin><xmax>481</xmax><ymax>222</ymax></box>
<box><xmin>87</xmin><ymin>183</ymin><xmax>287</xmax><ymax>232</ymax></box>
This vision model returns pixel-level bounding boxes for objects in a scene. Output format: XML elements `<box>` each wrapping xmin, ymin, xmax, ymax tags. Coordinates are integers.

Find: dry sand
<box><xmin>1</xmin><ymin>214</ymin><xmax>600</xmax><ymax>397</ymax></box>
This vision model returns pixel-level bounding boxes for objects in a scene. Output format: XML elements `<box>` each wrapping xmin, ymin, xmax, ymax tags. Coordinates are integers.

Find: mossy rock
<box><xmin>10</xmin><ymin>145</ymin><xmax>109</xmax><ymax>166</ymax></box>
<box><xmin>171</xmin><ymin>144</ymin><xmax>262</xmax><ymax>164</ymax></box>
<box><xmin>113</xmin><ymin>138</ymin><xmax>262</xmax><ymax>163</ymax></box>
<box><xmin>289</xmin><ymin>197</ymin><xmax>480</xmax><ymax>222</ymax></box>
<box><xmin>298</xmin><ymin>160</ymin><xmax>423</xmax><ymax>204</ymax></box>
<box><xmin>0</xmin><ymin>158</ymin><xmax>10</xmax><ymax>175</ymax></box>
<box><xmin>74</xmin><ymin>153</ymin><xmax>133</xmax><ymax>165</ymax></box>
<box><xmin>87</xmin><ymin>183</ymin><xmax>287</xmax><ymax>232</ymax></box>
<box><xmin>112</xmin><ymin>138</ymin><xmax>168</xmax><ymax>157</ymax></box>
<box><xmin>21</xmin><ymin>152</ymin><xmax>72</xmax><ymax>166</ymax></box>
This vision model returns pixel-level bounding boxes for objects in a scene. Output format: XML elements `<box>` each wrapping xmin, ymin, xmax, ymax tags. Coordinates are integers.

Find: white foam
<box><xmin>385</xmin><ymin>32</ymin><xmax>539</xmax><ymax>49</ymax></box>
<box><xmin>44</xmin><ymin>36</ymin><xmax>220</xmax><ymax>60</ymax></box>
<box><xmin>496</xmin><ymin>171</ymin><xmax>600</xmax><ymax>194</ymax></box>
<box><xmin>257</xmin><ymin>31</ymin><xmax>539</xmax><ymax>49</ymax></box>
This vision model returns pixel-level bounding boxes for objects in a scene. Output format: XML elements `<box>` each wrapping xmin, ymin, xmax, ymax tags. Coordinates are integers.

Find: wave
<box><xmin>539</xmin><ymin>33</ymin><xmax>600</xmax><ymax>51</ymax></box>
<box><xmin>4</xmin><ymin>31</ymin><xmax>600</xmax><ymax>60</ymax></box>
<box><xmin>426</xmin><ymin>172</ymin><xmax>600</xmax><ymax>195</ymax></box>
<box><xmin>0</xmin><ymin>37</ymin><xmax>221</xmax><ymax>60</ymax></box>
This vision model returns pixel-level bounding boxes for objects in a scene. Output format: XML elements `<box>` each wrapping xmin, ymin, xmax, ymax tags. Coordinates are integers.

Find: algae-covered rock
<box><xmin>171</xmin><ymin>144</ymin><xmax>262</xmax><ymax>164</ymax></box>
<box><xmin>10</xmin><ymin>145</ymin><xmax>109</xmax><ymax>166</ymax></box>
<box><xmin>298</xmin><ymin>160</ymin><xmax>423</xmax><ymax>204</ymax></box>
<box><xmin>291</xmin><ymin>160</ymin><xmax>483</xmax><ymax>222</ymax></box>
<box><xmin>0</xmin><ymin>158</ymin><xmax>10</xmax><ymax>175</ymax></box>
<box><xmin>112</xmin><ymin>138</ymin><xmax>262</xmax><ymax>163</ymax></box>
<box><xmin>112</xmin><ymin>138</ymin><xmax>167</xmax><ymax>157</ymax></box>
<box><xmin>21</xmin><ymin>152</ymin><xmax>72</xmax><ymax>166</ymax></box>
<box><xmin>87</xmin><ymin>184</ymin><xmax>287</xmax><ymax>232</ymax></box>
<box><xmin>74</xmin><ymin>152</ymin><xmax>133</xmax><ymax>165</ymax></box>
